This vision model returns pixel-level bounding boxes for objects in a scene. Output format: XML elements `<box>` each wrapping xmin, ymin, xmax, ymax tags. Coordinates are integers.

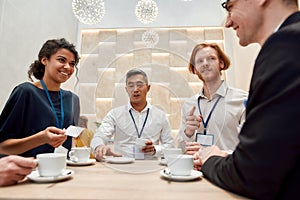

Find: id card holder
<box><xmin>134</xmin><ymin>145</ymin><xmax>145</xmax><ymax>160</ymax></box>
<box><xmin>195</xmin><ymin>133</ymin><xmax>214</xmax><ymax>146</ymax></box>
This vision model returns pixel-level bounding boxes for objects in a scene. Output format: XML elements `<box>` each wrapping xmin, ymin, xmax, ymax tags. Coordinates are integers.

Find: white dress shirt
<box><xmin>178</xmin><ymin>81</ymin><xmax>248</xmax><ymax>150</ymax></box>
<box><xmin>91</xmin><ymin>102</ymin><xmax>174</xmax><ymax>158</ymax></box>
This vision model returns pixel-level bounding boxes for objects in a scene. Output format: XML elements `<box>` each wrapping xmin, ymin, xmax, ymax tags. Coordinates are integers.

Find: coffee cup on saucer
<box><xmin>36</xmin><ymin>153</ymin><xmax>67</xmax><ymax>177</ymax></box>
<box><xmin>167</xmin><ymin>154</ymin><xmax>194</xmax><ymax>176</ymax></box>
<box><xmin>68</xmin><ymin>147</ymin><xmax>90</xmax><ymax>163</ymax></box>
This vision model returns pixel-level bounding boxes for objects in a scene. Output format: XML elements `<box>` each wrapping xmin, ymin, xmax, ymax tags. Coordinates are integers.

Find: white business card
<box><xmin>65</xmin><ymin>125</ymin><xmax>85</xmax><ymax>138</ymax></box>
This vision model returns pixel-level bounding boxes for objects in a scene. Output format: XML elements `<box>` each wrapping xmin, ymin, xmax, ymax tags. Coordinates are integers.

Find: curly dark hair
<box><xmin>27</xmin><ymin>38</ymin><xmax>80</xmax><ymax>81</ymax></box>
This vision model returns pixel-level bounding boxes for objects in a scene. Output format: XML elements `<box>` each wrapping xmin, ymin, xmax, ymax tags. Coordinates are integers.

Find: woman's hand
<box><xmin>42</xmin><ymin>127</ymin><xmax>67</xmax><ymax>148</ymax></box>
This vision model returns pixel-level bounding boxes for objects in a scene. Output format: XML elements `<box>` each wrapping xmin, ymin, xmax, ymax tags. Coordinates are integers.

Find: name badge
<box><xmin>134</xmin><ymin>145</ymin><xmax>145</xmax><ymax>160</ymax></box>
<box><xmin>196</xmin><ymin>133</ymin><xmax>214</xmax><ymax>146</ymax></box>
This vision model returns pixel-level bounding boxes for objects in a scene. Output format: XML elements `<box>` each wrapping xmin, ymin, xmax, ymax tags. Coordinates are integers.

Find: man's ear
<box><xmin>147</xmin><ymin>84</ymin><xmax>151</xmax><ymax>92</ymax></box>
<box><xmin>219</xmin><ymin>60</ymin><xmax>225</xmax><ymax>70</ymax></box>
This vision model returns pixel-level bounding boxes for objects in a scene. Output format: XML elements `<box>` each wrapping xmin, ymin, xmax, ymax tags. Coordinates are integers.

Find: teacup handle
<box><xmin>68</xmin><ymin>150</ymin><xmax>79</xmax><ymax>163</ymax></box>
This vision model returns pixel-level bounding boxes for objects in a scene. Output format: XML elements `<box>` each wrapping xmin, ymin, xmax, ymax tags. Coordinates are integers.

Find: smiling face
<box><xmin>42</xmin><ymin>48</ymin><xmax>76</xmax><ymax>87</ymax></box>
<box><xmin>125</xmin><ymin>74</ymin><xmax>150</xmax><ymax>108</ymax></box>
<box><xmin>194</xmin><ymin>46</ymin><xmax>224</xmax><ymax>83</ymax></box>
<box><xmin>224</xmin><ymin>0</ymin><xmax>263</xmax><ymax>46</ymax></box>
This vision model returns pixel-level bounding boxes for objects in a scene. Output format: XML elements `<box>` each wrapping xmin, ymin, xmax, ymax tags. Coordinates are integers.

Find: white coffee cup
<box><xmin>68</xmin><ymin>147</ymin><xmax>90</xmax><ymax>163</ymax></box>
<box><xmin>135</xmin><ymin>138</ymin><xmax>149</xmax><ymax>150</ymax></box>
<box><xmin>36</xmin><ymin>153</ymin><xmax>66</xmax><ymax>177</ymax></box>
<box><xmin>167</xmin><ymin>154</ymin><xmax>194</xmax><ymax>176</ymax></box>
<box><xmin>162</xmin><ymin>148</ymin><xmax>182</xmax><ymax>161</ymax></box>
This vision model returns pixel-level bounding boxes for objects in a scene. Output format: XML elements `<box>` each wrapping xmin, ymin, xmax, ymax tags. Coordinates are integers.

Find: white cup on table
<box><xmin>167</xmin><ymin>154</ymin><xmax>194</xmax><ymax>176</ymax></box>
<box><xmin>68</xmin><ymin>147</ymin><xmax>90</xmax><ymax>163</ymax></box>
<box><xmin>36</xmin><ymin>153</ymin><xmax>66</xmax><ymax>177</ymax></box>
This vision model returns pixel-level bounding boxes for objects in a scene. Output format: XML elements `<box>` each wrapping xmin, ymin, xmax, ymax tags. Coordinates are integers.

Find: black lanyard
<box><xmin>129</xmin><ymin>108</ymin><xmax>149</xmax><ymax>138</ymax></box>
<box><xmin>197</xmin><ymin>95</ymin><xmax>222</xmax><ymax>135</ymax></box>
<box><xmin>40</xmin><ymin>80</ymin><xmax>64</xmax><ymax>129</ymax></box>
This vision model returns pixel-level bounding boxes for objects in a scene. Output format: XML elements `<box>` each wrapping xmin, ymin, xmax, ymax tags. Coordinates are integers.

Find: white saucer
<box><xmin>159</xmin><ymin>158</ymin><xmax>167</xmax><ymax>166</ymax></box>
<box><xmin>160</xmin><ymin>169</ymin><xmax>203</xmax><ymax>181</ymax></box>
<box><xmin>27</xmin><ymin>169</ymin><xmax>74</xmax><ymax>183</ymax></box>
<box><xmin>105</xmin><ymin>157</ymin><xmax>135</xmax><ymax>164</ymax></box>
<box><xmin>67</xmin><ymin>158</ymin><xmax>96</xmax><ymax>166</ymax></box>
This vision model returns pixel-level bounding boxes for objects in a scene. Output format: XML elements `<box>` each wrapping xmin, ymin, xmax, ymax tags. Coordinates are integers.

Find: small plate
<box><xmin>105</xmin><ymin>157</ymin><xmax>135</xmax><ymax>164</ymax></box>
<box><xmin>159</xmin><ymin>158</ymin><xmax>167</xmax><ymax>166</ymax></box>
<box><xmin>160</xmin><ymin>168</ymin><xmax>203</xmax><ymax>181</ymax></box>
<box><xmin>67</xmin><ymin>158</ymin><xmax>96</xmax><ymax>166</ymax></box>
<box><xmin>27</xmin><ymin>169</ymin><xmax>74</xmax><ymax>183</ymax></box>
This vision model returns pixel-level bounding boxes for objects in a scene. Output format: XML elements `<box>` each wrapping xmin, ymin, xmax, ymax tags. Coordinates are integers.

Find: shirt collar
<box><xmin>198</xmin><ymin>81</ymin><xmax>227</xmax><ymax>99</ymax></box>
<box><xmin>274</xmin><ymin>20</ymin><xmax>284</xmax><ymax>32</ymax></box>
<box><xmin>127</xmin><ymin>102</ymin><xmax>151</xmax><ymax>112</ymax></box>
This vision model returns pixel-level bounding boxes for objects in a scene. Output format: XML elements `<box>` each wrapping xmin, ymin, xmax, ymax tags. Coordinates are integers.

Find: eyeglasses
<box><xmin>126</xmin><ymin>82</ymin><xmax>146</xmax><ymax>89</ymax></box>
<box><xmin>221</xmin><ymin>0</ymin><xmax>230</xmax><ymax>11</ymax></box>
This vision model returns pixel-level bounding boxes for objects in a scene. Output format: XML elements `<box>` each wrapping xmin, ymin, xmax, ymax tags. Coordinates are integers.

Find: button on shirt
<box><xmin>178</xmin><ymin>82</ymin><xmax>248</xmax><ymax>150</ymax></box>
<box><xmin>90</xmin><ymin>103</ymin><xmax>174</xmax><ymax>158</ymax></box>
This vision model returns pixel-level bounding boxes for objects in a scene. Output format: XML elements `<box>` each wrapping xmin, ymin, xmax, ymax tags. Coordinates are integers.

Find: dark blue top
<box><xmin>0</xmin><ymin>82</ymin><xmax>80</xmax><ymax>157</ymax></box>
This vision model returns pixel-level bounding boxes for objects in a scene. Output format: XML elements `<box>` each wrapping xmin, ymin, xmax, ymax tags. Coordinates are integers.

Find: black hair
<box><xmin>125</xmin><ymin>68</ymin><xmax>149</xmax><ymax>84</ymax></box>
<box><xmin>28</xmin><ymin>38</ymin><xmax>80</xmax><ymax>81</ymax></box>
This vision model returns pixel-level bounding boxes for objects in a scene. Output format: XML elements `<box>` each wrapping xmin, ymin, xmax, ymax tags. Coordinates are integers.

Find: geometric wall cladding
<box><xmin>78</xmin><ymin>27</ymin><xmax>224</xmax><ymax>138</ymax></box>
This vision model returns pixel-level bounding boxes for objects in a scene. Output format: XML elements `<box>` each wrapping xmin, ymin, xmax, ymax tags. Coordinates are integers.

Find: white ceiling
<box><xmin>78</xmin><ymin>0</ymin><xmax>226</xmax><ymax>29</ymax></box>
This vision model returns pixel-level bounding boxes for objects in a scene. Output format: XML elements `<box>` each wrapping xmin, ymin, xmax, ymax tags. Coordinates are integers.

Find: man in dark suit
<box><xmin>193</xmin><ymin>0</ymin><xmax>300</xmax><ymax>199</ymax></box>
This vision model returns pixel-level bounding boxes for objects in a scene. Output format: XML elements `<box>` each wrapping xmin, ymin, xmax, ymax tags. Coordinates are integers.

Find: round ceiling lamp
<box><xmin>142</xmin><ymin>30</ymin><xmax>159</xmax><ymax>48</ymax></box>
<box><xmin>135</xmin><ymin>0</ymin><xmax>158</xmax><ymax>24</ymax></box>
<box><xmin>72</xmin><ymin>0</ymin><xmax>105</xmax><ymax>25</ymax></box>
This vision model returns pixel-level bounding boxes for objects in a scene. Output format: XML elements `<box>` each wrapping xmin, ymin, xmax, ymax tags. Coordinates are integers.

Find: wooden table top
<box><xmin>0</xmin><ymin>159</ymin><xmax>247</xmax><ymax>200</ymax></box>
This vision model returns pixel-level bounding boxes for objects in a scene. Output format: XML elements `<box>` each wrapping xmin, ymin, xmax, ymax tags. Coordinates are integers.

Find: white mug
<box><xmin>167</xmin><ymin>154</ymin><xmax>193</xmax><ymax>176</ymax></box>
<box><xmin>36</xmin><ymin>153</ymin><xmax>66</xmax><ymax>177</ymax></box>
<box><xmin>68</xmin><ymin>147</ymin><xmax>90</xmax><ymax>163</ymax></box>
